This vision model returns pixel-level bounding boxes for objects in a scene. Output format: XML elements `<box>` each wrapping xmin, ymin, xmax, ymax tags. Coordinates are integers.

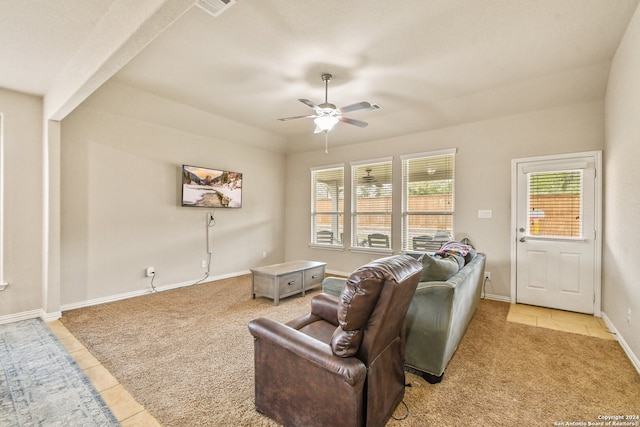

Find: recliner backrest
<box><xmin>331</xmin><ymin>255</ymin><xmax>422</xmax><ymax>365</ymax></box>
<box><xmin>331</xmin><ymin>272</ymin><xmax>384</xmax><ymax>357</ymax></box>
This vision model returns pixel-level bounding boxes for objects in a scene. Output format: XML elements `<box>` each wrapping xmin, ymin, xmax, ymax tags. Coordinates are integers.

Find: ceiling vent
<box><xmin>195</xmin><ymin>0</ymin><xmax>236</xmax><ymax>17</ymax></box>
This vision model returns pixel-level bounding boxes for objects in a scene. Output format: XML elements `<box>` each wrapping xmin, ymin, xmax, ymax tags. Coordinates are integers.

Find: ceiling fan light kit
<box><xmin>314</xmin><ymin>115</ymin><xmax>339</xmax><ymax>132</ymax></box>
<box><xmin>278</xmin><ymin>73</ymin><xmax>376</xmax><ymax>138</ymax></box>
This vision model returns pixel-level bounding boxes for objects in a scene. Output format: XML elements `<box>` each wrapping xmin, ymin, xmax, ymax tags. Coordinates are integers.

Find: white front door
<box><xmin>512</xmin><ymin>152</ymin><xmax>601</xmax><ymax>314</ymax></box>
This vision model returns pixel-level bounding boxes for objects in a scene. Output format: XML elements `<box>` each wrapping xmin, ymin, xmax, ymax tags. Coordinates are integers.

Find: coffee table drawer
<box><xmin>278</xmin><ymin>271</ymin><xmax>303</xmax><ymax>296</ymax></box>
<box><xmin>304</xmin><ymin>266</ymin><xmax>325</xmax><ymax>290</ymax></box>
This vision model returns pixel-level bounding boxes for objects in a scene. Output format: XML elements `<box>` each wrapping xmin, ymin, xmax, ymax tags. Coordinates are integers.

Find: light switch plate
<box><xmin>478</xmin><ymin>209</ymin><xmax>492</xmax><ymax>219</ymax></box>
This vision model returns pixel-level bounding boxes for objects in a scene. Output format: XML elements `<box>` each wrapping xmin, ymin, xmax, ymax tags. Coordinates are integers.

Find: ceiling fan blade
<box><xmin>339</xmin><ymin>101</ymin><xmax>371</xmax><ymax>113</ymax></box>
<box><xmin>299</xmin><ymin>99</ymin><xmax>320</xmax><ymax>110</ymax></box>
<box><xmin>277</xmin><ymin>114</ymin><xmax>316</xmax><ymax>122</ymax></box>
<box><xmin>340</xmin><ymin>116</ymin><xmax>368</xmax><ymax>128</ymax></box>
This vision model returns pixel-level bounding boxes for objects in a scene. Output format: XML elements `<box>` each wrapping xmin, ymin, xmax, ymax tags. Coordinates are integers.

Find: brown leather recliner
<box><xmin>247</xmin><ymin>255</ymin><xmax>422</xmax><ymax>427</ymax></box>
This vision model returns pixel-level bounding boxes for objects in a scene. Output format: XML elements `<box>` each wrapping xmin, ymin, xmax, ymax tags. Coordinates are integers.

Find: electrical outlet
<box><xmin>146</xmin><ymin>266</ymin><xmax>155</xmax><ymax>277</ymax></box>
<box><xmin>484</xmin><ymin>271</ymin><xmax>491</xmax><ymax>280</ymax></box>
<box><xmin>201</xmin><ymin>259</ymin><xmax>207</xmax><ymax>268</ymax></box>
<box><xmin>262</xmin><ymin>251</ymin><xmax>267</xmax><ymax>258</ymax></box>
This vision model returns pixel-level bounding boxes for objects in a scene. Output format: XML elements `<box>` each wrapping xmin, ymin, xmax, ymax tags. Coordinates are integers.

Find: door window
<box><xmin>527</xmin><ymin>170</ymin><xmax>583</xmax><ymax>239</ymax></box>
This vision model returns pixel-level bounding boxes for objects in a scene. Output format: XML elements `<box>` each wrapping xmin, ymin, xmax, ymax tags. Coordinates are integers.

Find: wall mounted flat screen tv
<box><xmin>181</xmin><ymin>164</ymin><xmax>242</xmax><ymax>208</ymax></box>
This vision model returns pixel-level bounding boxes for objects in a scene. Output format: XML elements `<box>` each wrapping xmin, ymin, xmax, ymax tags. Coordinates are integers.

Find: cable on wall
<box><xmin>482</xmin><ymin>276</ymin><xmax>490</xmax><ymax>299</ymax></box>
<box><xmin>150</xmin><ymin>271</ymin><xmax>157</xmax><ymax>292</ymax></box>
<box><xmin>194</xmin><ymin>209</ymin><xmax>215</xmax><ymax>285</ymax></box>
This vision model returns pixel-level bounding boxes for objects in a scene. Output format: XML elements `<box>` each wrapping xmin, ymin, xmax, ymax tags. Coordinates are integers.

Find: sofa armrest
<box><xmin>407</xmin><ymin>282</ymin><xmax>456</xmax><ymax>341</ymax></box>
<box><xmin>404</xmin><ymin>253</ymin><xmax>486</xmax><ymax>377</ymax></box>
<box><xmin>322</xmin><ymin>276</ymin><xmax>347</xmax><ymax>297</ymax></box>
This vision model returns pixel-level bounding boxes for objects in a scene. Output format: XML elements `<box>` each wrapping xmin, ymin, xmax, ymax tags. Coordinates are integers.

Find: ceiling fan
<box><xmin>362</xmin><ymin>168</ymin><xmax>377</xmax><ymax>183</ymax></box>
<box><xmin>278</xmin><ymin>73</ymin><xmax>374</xmax><ymax>134</ymax></box>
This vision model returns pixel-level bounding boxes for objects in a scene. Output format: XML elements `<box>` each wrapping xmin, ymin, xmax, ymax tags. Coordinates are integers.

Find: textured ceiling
<box><xmin>0</xmin><ymin>0</ymin><xmax>116</xmax><ymax>96</ymax></box>
<box><xmin>1</xmin><ymin>1</ymin><xmax>638</xmax><ymax>153</ymax></box>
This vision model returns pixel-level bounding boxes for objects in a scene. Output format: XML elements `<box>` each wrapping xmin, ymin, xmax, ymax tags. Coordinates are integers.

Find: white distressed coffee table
<box><xmin>251</xmin><ymin>260</ymin><xmax>326</xmax><ymax>305</ymax></box>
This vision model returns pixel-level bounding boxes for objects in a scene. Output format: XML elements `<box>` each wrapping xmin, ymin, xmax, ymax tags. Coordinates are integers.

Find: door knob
<box><xmin>519</xmin><ymin>237</ymin><xmax>526</xmax><ymax>242</ymax></box>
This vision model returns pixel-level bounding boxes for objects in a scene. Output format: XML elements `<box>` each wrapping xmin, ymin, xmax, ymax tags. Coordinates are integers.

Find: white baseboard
<box><xmin>483</xmin><ymin>293</ymin><xmax>511</xmax><ymax>303</ymax></box>
<box><xmin>42</xmin><ymin>311</ymin><xmax>62</xmax><ymax>322</ymax></box>
<box><xmin>601</xmin><ymin>312</ymin><xmax>640</xmax><ymax>375</ymax></box>
<box><xmin>0</xmin><ymin>308</ymin><xmax>63</xmax><ymax>325</ymax></box>
<box><xmin>0</xmin><ymin>309</ymin><xmax>43</xmax><ymax>325</ymax></box>
<box><xmin>60</xmin><ymin>270</ymin><xmax>251</xmax><ymax>312</ymax></box>
<box><xmin>60</xmin><ymin>288</ymin><xmax>154</xmax><ymax>312</ymax></box>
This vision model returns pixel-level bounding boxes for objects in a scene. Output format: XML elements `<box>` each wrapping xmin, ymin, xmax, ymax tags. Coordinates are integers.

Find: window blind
<box><xmin>351</xmin><ymin>160</ymin><xmax>392</xmax><ymax>249</ymax></box>
<box><xmin>528</xmin><ymin>170</ymin><xmax>582</xmax><ymax>238</ymax></box>
<box><xmin>401</xmin><ymin>152</ymin><xmax>455</xmax><ymax>252</ymax></box>
<box><xmin>311</xmin><ymin>166</ymin><xmax>344</xmax><ymax>245</ymax></box>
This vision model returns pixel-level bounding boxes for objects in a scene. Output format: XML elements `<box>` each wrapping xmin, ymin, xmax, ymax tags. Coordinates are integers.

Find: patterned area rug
<box><xmin>0</xmin><ymin>318</ymin><xmax>119</xmax><ymax>426</ymax></box>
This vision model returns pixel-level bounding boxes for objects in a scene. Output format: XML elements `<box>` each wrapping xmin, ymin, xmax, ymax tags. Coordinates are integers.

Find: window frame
<box><xmin>526</xmin><ymin>169</ymin><xmax>584</xmax><ymax>240</ymax></box>
<box><xmin>350</xmin><ymin>157</ymin><xmax>393</xmax><ymax>253</ymax></box>
<box><xmin>401</xmin><ymin>149</ymin><xmax>457</xmax><ymax>253</ymax></box>
<box><xmin>310</xmin><ymin>164</ymin><xmax>345</xmax><ymax>248</ymax></box>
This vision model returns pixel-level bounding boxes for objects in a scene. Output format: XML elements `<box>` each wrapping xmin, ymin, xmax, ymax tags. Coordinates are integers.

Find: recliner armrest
<box><xmin>310</xmin><ymin>293</ymin><xmax>340</xmax><ymax>326</ymax></box>
<box><xmin>285</xmin><ymin>293</ymin><xmax>340</xmax><ymax>329</ymax></box>
<box><xmin>248</xmin><ymin>317</ymin><xmax>367</xmax><ymax>386</ymax></box>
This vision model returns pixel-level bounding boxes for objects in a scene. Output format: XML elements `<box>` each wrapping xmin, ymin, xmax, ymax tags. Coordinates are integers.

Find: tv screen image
<box><xmin>181</xmin><ymin>165</ymin><xmax>242</xmax><ymax>208</ymax></box>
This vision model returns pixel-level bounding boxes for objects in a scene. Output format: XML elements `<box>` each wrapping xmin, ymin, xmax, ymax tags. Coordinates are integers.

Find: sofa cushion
<box><xmin>418</xmin><ymin>254</ymin><xmax>460</xmax><ymax>282</ymax></box>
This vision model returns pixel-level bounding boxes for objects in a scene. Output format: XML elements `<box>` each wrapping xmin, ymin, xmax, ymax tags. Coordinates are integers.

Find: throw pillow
<box><xmin>450</xmin><ymin>254</ymin><xmax>466</xmax><ymax>269</ymax></box>
<box><xmin>418</xmin><ymin>254</ymin><xmax>460</xmax><ymax>282</ymax></box>
<box><xmin>464</xmin><ymin>247</ymin><xmax>478</xmax><ymax>264</ymax></box>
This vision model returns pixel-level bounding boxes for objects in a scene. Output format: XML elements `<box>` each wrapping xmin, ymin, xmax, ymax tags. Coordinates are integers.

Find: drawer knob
<box><xmin>311</xmin><ymin>275</ymin><xmax>318</xmax><ymax>279</ymax></box>
<box><xmin>288</xmin><ymin>280</ymin><xmax>296</xmax><ymax>286</ymax></box>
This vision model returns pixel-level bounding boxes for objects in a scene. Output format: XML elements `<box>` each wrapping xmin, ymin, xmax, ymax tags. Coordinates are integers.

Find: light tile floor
<box><xmin>507</xmin><ymin>303</ymin><xmax>616</xmax><ymax>340</ymax></box>
<box><xmin>47</xmin><ymin>320</ymin><xmax>162</xmax><ymax>427</ymax></box>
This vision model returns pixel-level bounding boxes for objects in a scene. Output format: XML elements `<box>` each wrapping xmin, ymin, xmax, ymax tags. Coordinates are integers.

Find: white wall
<box><xmin>604</xmin><ymin>4</ymin><xmax>640</xmax><ymax>366</ymax></box>
<box><xmin>0</xmin><ymin>88</ymin><xmax>44</xmax><ymax>318</ymax></box>
<box><xmin>60</xmin><ymin>90</ymin><xmax>287</xmax><ymax>307</ymax></box>
<box><xmin>285</xmin><ymin>101</ymin><xmax>604</xmax><ymax>299</ymax></box>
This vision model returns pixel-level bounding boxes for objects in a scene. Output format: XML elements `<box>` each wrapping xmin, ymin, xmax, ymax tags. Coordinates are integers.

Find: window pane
<box><xmin>311</xmin><ymin>166</ymin><xmax>344</xmax><ymax>245</ymax></box>
<box><xmin>353</xmin><ymin>214</ymin><xmax>392</xmax><ymax>248</ymax></box>
<box><xmin>405</xmin><ymin>214</ymin><xmax>453</xmax><ymax>251</ymax></box>
<box><xmin>528</xmin><ymin>170</ymin><xmax>582</xmax><ymax>238</ymax></box>
<box><xmin>313</xmin><ymin>214</ymin><xmax>344</xmax><ymax>244</ymax></box>
<box><xmin>352</xmin><ymin>160</ymin><xmax>392</xmax><ymax>249</ymax></box>
<box><xmin>402</xmin><ymin>152</ymin><xmax>455</xmax><ymax>251</ymax></box>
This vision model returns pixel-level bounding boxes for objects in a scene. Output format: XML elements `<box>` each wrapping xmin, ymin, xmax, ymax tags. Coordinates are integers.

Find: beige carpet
<box><xmin>60</xmin><ymin>275</ymin><xmax>640</xmax><ymax>426</ymax></box>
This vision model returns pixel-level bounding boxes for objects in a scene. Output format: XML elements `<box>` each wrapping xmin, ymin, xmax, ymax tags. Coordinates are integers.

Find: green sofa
<box><xmin>322</xmin><ymin>251</ymin><xmax>486</xmax><ymax>384</ymax></box>
<box><xmin>403</xmin><ymin>251</ymin><xmax>486</xmax><ymax>383</ymax></box>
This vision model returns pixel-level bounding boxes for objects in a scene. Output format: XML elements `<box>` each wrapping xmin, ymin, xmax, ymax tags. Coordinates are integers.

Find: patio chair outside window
<box><xmin>412</xmin><ymin>235</ymin><xmax>433</xmax><ymax>251</ymax></box>
<box><xmin>368</xmin><ymin>233</ymin><xmax>390</xmax><ymax>248</ymax></box>
<box><xmin>316</xmin><ymin>230</ymin><xmax>334</xmax><ymax>244</ymax></box>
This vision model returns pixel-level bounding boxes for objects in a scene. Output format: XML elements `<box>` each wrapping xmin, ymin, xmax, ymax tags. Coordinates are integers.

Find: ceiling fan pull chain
<box><xmin>324</xmin><ymin>131</ymin><xmax>329</xmax><ymax>154</ymax></box>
